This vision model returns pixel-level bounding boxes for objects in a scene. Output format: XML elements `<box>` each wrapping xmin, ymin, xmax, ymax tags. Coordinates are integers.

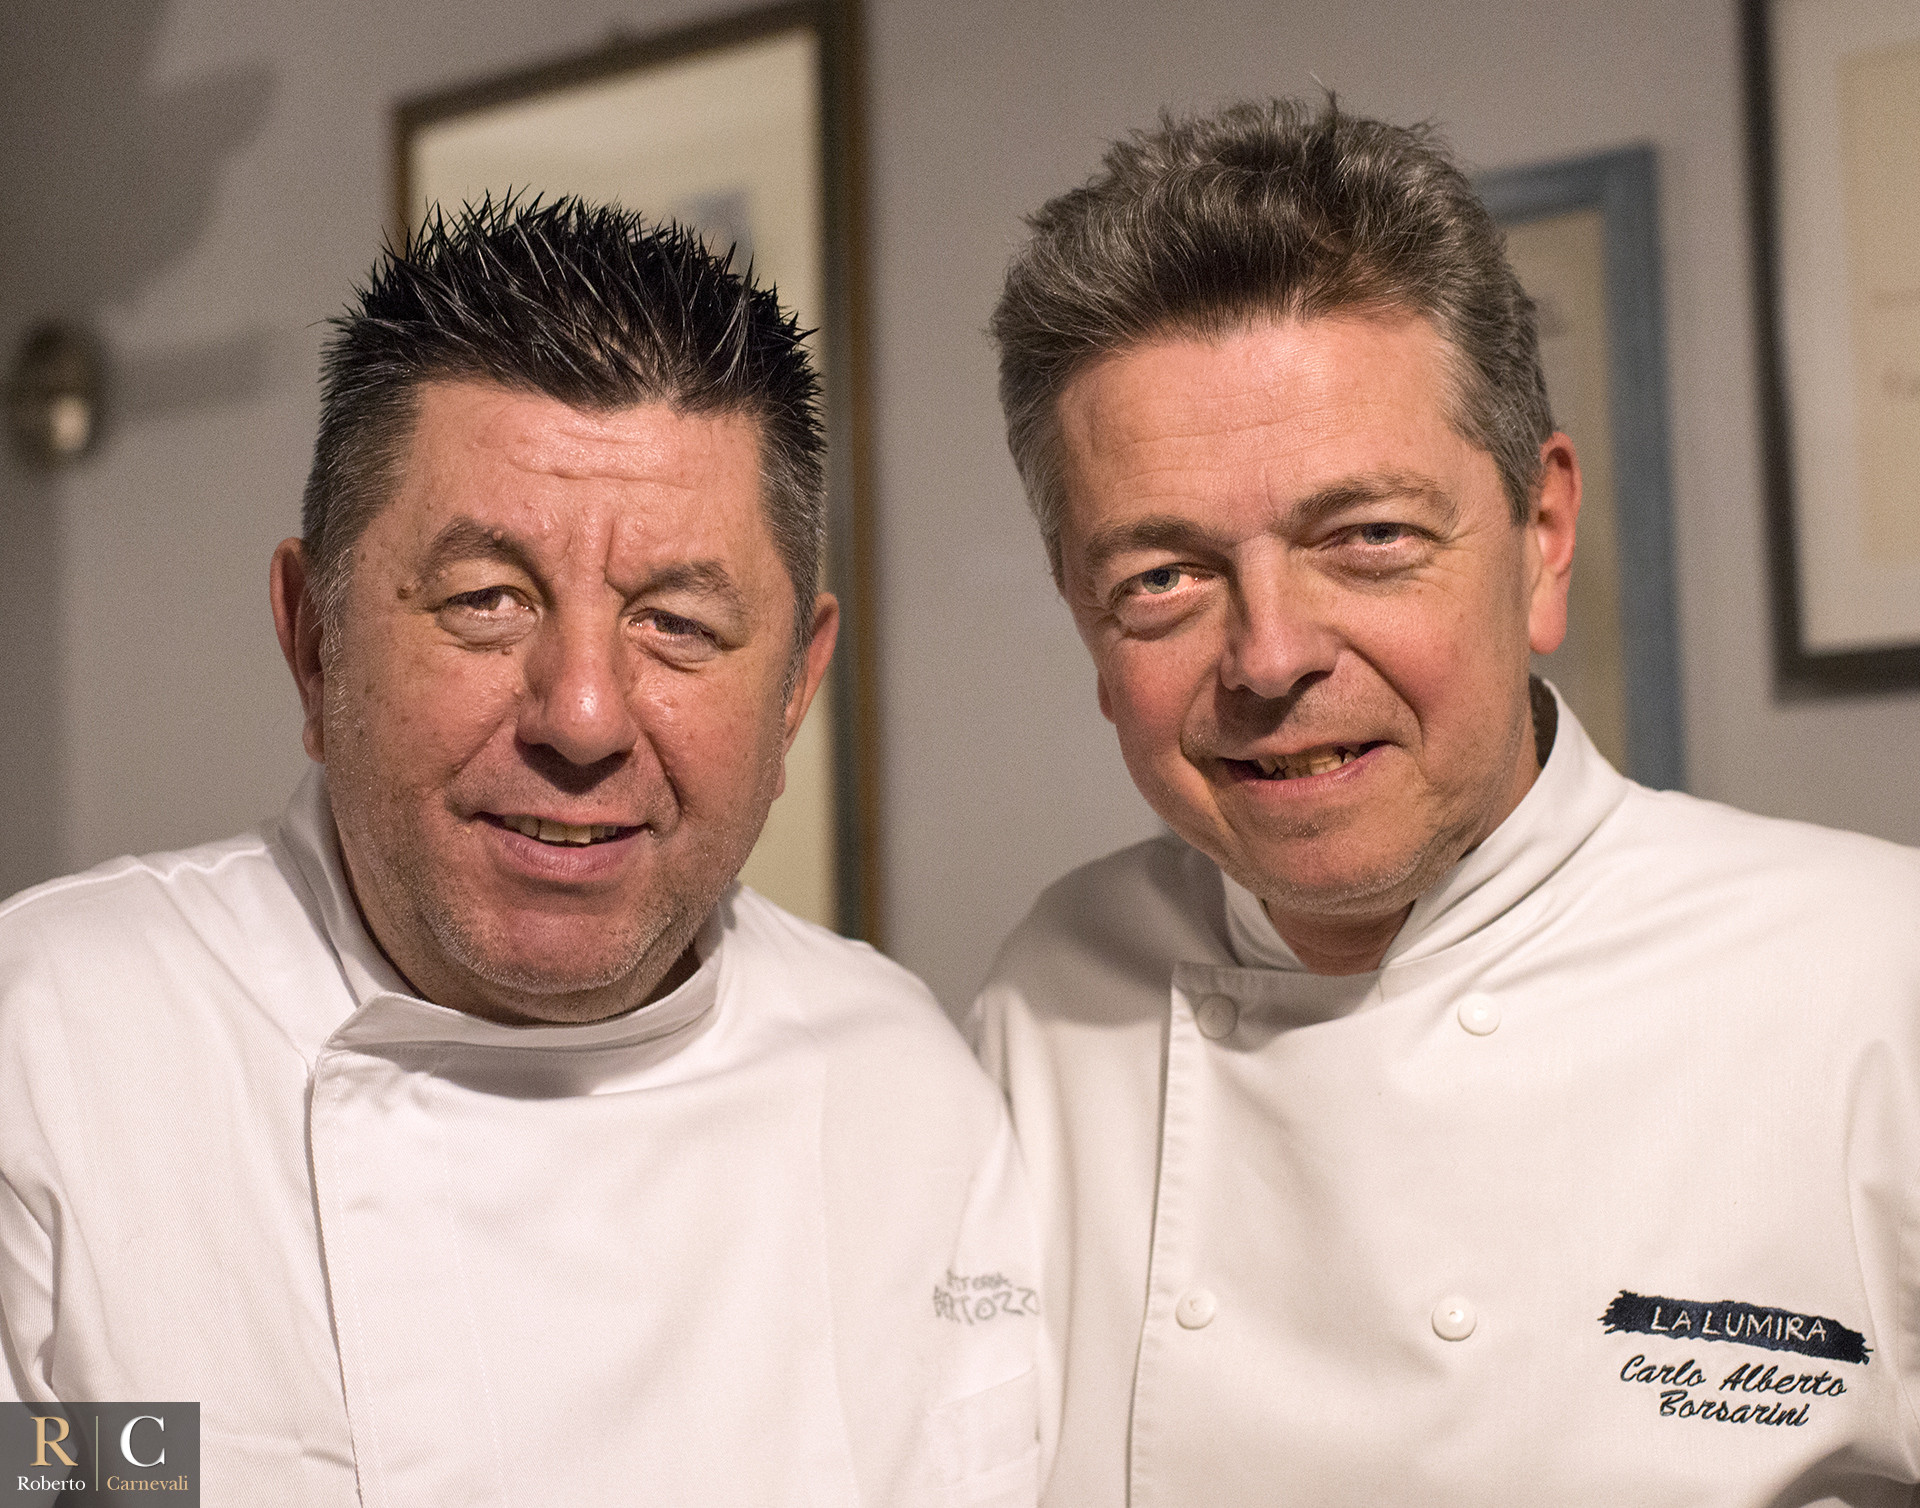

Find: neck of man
<box><xmin>1271</xmin><ymin>905</ymin><xmax>1416</xmax><ymax>975</ymax></box>
<box><xmin>1263</xmin><ymin>678</ymin><xmax>1559</xmax><ymax>976</ymax></box>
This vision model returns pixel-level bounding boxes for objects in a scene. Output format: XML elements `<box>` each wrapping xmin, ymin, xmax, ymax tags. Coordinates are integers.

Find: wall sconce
<box><xmin>6</xmin><ymin>322</ymin><xmax>106</xmax><ymax>469</ymax></box>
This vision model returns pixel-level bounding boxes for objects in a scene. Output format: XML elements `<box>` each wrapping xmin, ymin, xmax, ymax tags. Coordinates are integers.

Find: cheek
<box><xmin>641</xmin><ymin>671</ymin><xmax>790</xmax><ymax>801</ymax></box>
<box><xmin>332</xmin><ymin>638</ymin><xmax>522</xmax><ymax>778</ymax></box>
<box><xmin>1357</xmin><ymin>613</ymin><xmax>1460</xmax><ymax>713</ymax></box>
<box><xmin>1341</xmin><ymin>586</ymin><xmax>1525</xmax><ymax>771</ymax></box>
<box><xmin>1100</xmin><ymin>636</ymin><xmax>1215</xmax><ymax>765</ymax></box>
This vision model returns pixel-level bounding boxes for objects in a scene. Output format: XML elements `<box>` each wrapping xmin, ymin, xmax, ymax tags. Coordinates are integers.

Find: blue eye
<box><xmin>1355</xmin><ymin>522</ymin><xmax>1408</xmax><ymax>545</ymax></box>
<box><xmin>1139</xmin><ymin>567</ymin><xmax>1182</xmax><ymax>595</ymax></box>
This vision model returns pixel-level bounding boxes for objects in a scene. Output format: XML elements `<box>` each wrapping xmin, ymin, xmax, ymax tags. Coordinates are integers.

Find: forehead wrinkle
<box><xmin>477</xmin><ymin>397</ymin><xmax>759</xmax><ymax>488</ymax></box>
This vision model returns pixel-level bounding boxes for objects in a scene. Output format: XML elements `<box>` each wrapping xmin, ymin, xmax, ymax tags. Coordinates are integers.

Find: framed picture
<box><xmin>395</xmin><ymin>0</ymin><xmax>881</xmax><ymax>939</ymax></box>
<box><xmin>1745</xmin><ymin>0</ymin><xmax>1920</xmax><ymax>693</ymax></box>
<box><xmin>1480</xmin><ymin>146</ymin><xmax>1688</xmax><ymax>789</ymax></box>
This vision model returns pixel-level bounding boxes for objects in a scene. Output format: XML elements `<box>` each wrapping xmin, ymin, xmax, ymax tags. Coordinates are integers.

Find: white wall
<box><xmin>4</xmin><ymin>0</ymin><xmax>1917</xmax><ymax>1012</ymax></box>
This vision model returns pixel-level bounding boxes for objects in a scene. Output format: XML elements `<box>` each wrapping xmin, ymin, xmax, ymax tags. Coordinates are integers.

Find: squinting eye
<box><xmin>647</xmin><ymin>610</ymin><xmax>710</xmax><ymax>639</ymax></box>
<box><xmin>1137</xmin><ymin>566</ymin><xmax>1183</xmax><ymax>595</ymax></box>
<box><xmin>1354</xmin><ymin>522</ymin><xmax>1410</xmax><ymax>546</ymax></box>
<box><xmin>447</xmin><ymin>587</ymin><xmax>519</xmax><ymax>612</ymax></box>
<box><xmin>435</xmin><ymin>584</ymin><xmax>535</xmax><ymax>647</ymax></box>
<box><xmin>637</xmin><ymin>610</ymin><xmax>722</xmax><ymax>664</ymax></box>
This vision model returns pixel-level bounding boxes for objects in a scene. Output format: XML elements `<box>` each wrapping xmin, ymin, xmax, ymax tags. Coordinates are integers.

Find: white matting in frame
<box><xmin>1750</xmin><ymin>0</ymin><xmax>1920</xmax><ymax>689</ymax></box>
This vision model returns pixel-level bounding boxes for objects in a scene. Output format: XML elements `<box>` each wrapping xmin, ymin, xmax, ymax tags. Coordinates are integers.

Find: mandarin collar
<box><xmin>277</xmin><ymin>765</ymin><xmax>723</xmax><ymax>1055</ymax></box>
<box><xmin>1222</xmin><ymin>683</ymin><xmax>1630</xmax><ymax>974</ymax></box>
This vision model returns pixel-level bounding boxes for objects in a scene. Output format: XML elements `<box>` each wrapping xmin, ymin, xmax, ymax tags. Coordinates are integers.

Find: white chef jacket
<box><xmin>972</xmin><ymin>690</ymin><xmax>1920</xmax><ymax>1507</ymax></box>
<box><xmin>0</xmin><ymin>769</ymin><xmax>1041</xmax><ymax>1507</ymax></box>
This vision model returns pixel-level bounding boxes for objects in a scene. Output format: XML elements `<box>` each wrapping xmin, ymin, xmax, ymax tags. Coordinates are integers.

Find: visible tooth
<box><xmin>508</xmin><ymin>815</ymin><xmax>540</xmax><ymax>838</ymax></box>
<box><xmin>533</xmin><ymin>819</ymin><xmax>591</xmax><ymax>845</ymax></box>
<box><xmin>1304</xmin><ymin>753</ymin><xmax>1341</xmax><ymax>775</ymax></box>
<box><xmin>591</xmin><ymin>824</ymin><xmax>618</xmax><ymax>841</ymax></box>
<box><xmin>1256</xmin><ymin>755</ymin><xmax>1281</xmax><ymax>777</ymax></box>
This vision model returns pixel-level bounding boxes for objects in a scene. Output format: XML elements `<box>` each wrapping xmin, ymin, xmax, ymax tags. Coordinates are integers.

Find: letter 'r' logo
<box><xmin>32</xmin><ymin>1414</ymin><xmax>76</xmax><ymax>1468</ymax></box>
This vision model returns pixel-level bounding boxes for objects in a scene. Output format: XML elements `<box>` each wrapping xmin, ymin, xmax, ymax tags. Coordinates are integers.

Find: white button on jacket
<box><xmin>1175</xmin><ymin>1289</ymin><xmax>1217</xmax><ymax>1330</ymax></box>
<box><xmin>1432</xmin><ymin>1297</ymin><xmax>1477</xmax><ymax>1342</ymax></box>
<box><xmin>1457</xmin><ymin>994</ymin><xmax>1500</xmax><ymax>1035</ymax></box>
<box><xmin>1194</xmin><ymin>995</ymin><xmax>1239</xmax><ymax>1040</ymax></box>
<box><xmin>973</xmin><ymin>691</ymin><xmax>1920</xmax><ymax>1508</ymax></box>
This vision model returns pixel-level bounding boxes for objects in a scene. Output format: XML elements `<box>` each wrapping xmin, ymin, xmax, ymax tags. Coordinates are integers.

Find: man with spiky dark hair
<box><xmin>0</xmin><ymin>199</ymin><xmax>1040</xmax><ymax>1505</ymax></box>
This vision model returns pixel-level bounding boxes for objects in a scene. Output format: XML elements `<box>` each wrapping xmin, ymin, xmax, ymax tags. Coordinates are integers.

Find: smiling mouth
<box><xmin>493</xmin><ymin>814</ymin><xmax>631</xmax><ymax>846</ymax></box>
<box><xmin>1233</xmin><ymin>742</ymin><xmax>1383</xmax><ymax>781</ymax></box>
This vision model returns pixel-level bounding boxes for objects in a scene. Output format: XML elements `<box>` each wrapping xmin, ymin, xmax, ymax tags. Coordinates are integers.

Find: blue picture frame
<box><xmin>1479</xmin><ymin>145</ymin><xmax>1687</xmax><ymax>791</ymax></box>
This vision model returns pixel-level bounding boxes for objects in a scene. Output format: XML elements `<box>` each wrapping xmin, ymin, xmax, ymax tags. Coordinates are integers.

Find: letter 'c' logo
<box><xmin>121</xmin><ymin>1414</ymin><xmax>165</xmax><ymax>1469</ymax></box>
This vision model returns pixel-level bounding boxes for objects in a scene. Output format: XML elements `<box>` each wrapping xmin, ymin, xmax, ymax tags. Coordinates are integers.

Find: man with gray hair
<box><xmin>0</xmin><ymin>198</ymin><xmax>1040</xmax><ymax>1505</ymax></box>
<box><xmin>973</xmin><ymin>100</ymin><xmax>1920</xmax><ymax>1505</ymax></box>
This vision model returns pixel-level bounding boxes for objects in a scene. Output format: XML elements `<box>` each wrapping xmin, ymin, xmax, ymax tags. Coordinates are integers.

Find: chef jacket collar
<box><xmin>276</xmin><ymin>765</ymin><xmax>723</xmax><ymax>1055</ymax></box>
<box><xmin>1221</xmin><ymin>682</ymin><xmax>1629</xmax><ymax>973</ymax></box>
<box><xmin>1223</xmin><ymin>875</ymin><xmax>1304</xmax><ymax>971</ymax></box>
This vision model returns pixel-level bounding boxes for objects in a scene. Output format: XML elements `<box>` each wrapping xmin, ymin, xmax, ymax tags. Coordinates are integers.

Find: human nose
<box><xmin>1219</xmin><ymin>555</ymin><xmax>1342</xmax><ymax>701</ymax></box>
<box><xmin>516</xmin><ymin>611</ymin><xmax>641</xmax><ymax>766</ymax></box>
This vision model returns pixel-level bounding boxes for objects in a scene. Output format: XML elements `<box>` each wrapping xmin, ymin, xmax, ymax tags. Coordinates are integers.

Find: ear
<box><xmin>1524</xmin><ymin>432</ymin><xmax>1582</xmax><ymax>656</ymax></box>
<box><xmin>773</xmin><ymin>594</ymin><xmax>841</xmax><ymax>794</ymax></box>
<box><xmin>270</xmin><ymin>539</ymin><xmax>329</xmax><ymax>763</ymax></box>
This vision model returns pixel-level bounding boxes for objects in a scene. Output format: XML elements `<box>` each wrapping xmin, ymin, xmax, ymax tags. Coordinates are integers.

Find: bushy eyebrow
<box><xmin>1292</xmin><ymin>472</ymin><xmax>1458</xmax><ymax>532</ymax></box>
<box><xmin>420</xmin><ymin>516</ymin><xmax>538</xmax><ymax>580</ymax></box>
<box><xmin>1079</xmin><ymin>516</ymin><xmax>1218</xmax><ymax>577</ymax></box>
<box><xmin>639</xmin><ymin>560</ymin><xmax>748</xmax><ymax>616</ymax></box>
<box><xmin>418</xmin><ymin>516</ymin><xmax>747</xmax><ymax>616</ymax></box>
<box><xmin>1077</xmin><ymin>469</ymin><xmax>1458</xmax><ymax>576</ymax></box>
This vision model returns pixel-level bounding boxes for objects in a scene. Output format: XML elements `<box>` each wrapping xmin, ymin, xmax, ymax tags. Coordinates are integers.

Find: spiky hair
<box><xmin>301</xmin><ymin>194</ymin><xmax>825</xmax><ymax>648</ymax></box>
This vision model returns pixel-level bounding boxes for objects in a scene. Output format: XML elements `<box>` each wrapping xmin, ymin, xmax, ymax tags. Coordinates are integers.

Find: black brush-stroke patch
<box><xmin>1600</xmin><ymin>1291</ymin><xmax>1869</xmax><ymax>1364</ymax></box>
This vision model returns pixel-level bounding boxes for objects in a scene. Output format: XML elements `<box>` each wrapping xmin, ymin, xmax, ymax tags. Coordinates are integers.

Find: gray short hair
<box><xmin>304</xmin><ymin>195</ymin><xmax>824</xmax><ymax>656</ymax></box>
<box><xmin>990</xmin><ymin>99</ymin><xmax>1553</xmax><ymax>576</ymax></box>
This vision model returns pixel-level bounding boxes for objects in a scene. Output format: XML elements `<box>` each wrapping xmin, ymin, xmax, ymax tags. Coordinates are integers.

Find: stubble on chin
<box><xmin>1202</xmin><ymin>728</ymin><xmax>1531</xmax><ymax>931</ymax></box>
<box><xmin>419</xmin><ymin>877</ymin><xmax>686</xmax><ymax>1003</ymax></box>
<box><xmin>419</xmin><ymin>780</ymin><xmax>775</xmax><ymax>1019</ymax></box>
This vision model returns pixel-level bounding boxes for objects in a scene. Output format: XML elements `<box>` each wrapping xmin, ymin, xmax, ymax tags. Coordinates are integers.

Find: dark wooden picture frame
<box><xmin>394</xmin><ymin>0</ymin><xmax>882</xmax><ymax>942</ymax></box>
<box><xmin>1480</xmin><ymin>145</ymin><xmax>1688</xmax><ymax>789</ymax></box>
<box><xmin>1743</xmin><ymin>0</ymin><xmax>1920</xmax><ymax>695</ymax></box>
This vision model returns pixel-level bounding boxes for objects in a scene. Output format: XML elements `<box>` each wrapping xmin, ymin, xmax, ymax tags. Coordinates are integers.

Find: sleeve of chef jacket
<box><xmin>804</xmin><ymin>922</ymin><xmax>1048</xmax><ymax>1506</ymax></box>
<box><xmin>965</xmin><ymin>985</ymin><xmax>1063</xmax><ymax>1495</ymax></box>
<box><xmin>1831</xmin><ymin>840</ymin><xmax>1920</xmax><ymax>1442</ymax></box>
<box><xmin>0</xmin><ymin>905</ymin><xmax>61</xmax><ymax>1407</ymax></box>
<box><xmin>0</xmin><ymin>1174</ymin><xmax>49</xmax><ymax>1406</ymax></box>
<box><xmin>931</xmin><ymin>1108</ymin><xmax>1051</xmax><ymax>1504</ymax></box>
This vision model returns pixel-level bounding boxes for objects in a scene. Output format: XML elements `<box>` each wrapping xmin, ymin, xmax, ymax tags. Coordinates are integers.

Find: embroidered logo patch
<box><xmin>932</xmin><ymin>1270</ymin><xmax>1039</xmax><ymax>1325</ymax></box>
<box><xmin>1600</xmin><ymin>1291</ymin><xmax>1870</xmax><ymax>1364</ymax></box>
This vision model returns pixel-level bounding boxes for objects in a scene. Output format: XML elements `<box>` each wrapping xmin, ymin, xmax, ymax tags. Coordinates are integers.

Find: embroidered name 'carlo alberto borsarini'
<box><xmin>1602</xmin><ymin>1291</ymin><xmax>1870</xmax><ymax>1428</ymax></box>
